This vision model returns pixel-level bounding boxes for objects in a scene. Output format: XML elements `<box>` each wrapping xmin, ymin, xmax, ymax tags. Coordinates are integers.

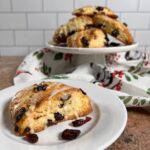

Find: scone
<box><xmin>9</xmin><ymin>82</ymin><xmax>93</xmax><ymax>136</ymax></box>
<box><xmin>67</xmin><ymin>28</ymin><xmax>106</xmax><ymax>48</ymax></box>
<box><xmin>53</xmin><ymin>16</ymin><xmax>93</xmax><ymax>44</ymax></box>
<box><xmin>93</xmin><ymin>15</ymin><xmax>134</xmax><ymax>45</ymax></box>
<box><xmin>73</xmin><ymin>6</ymin><xmax>118</xmax><ymax>19</ymax></box>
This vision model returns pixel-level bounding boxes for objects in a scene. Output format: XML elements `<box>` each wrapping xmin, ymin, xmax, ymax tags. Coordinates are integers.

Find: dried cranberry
<box><xmin>36</xmin><ymin>86</ymin><xmax>43</xmax><ymax>91</ymax></box>
<box><xmin>80</xmin><ymin>88</ymin><xmax>87</xmax><ymax>95</ymax></box>
<box><xmin>96</xmin><ymin>24</ymin><xmax>106</xmax><ymax>29</ymax></box>
<box><xmin>54</xmin><ymin>112</ymin><xmax>64</xmax><ymax>121</ymax></box>
<box><xmin>24</xmin><ymin>127</ymin><xmax>30</xmax><ymax>134</ymax></box>
<box><xmin>85</xmin><ymin>116</ymin><xmax>92</xmax><ymax>122</ymax></box>
<box><xmin>85</xmin><ymin>24</ymin><xmax>95</xmax><ymax>29</ymax></box>
<box><xmin>24</xmin><ymin>134</ymin><xmax>38</xmax><ymax>144</ymax></box>
<box><xmin>42</xmin><ymin>84</ymin><xmax>48</xmax><ymax>91</ymax></box>
<box><xmin>47</xmin><ymin>119</ymin><xmax>55</xmax><ymax>126</ymax></box>
<box><xmin>93</xmin><ymin>11</ymin><xmax>97</xmax><ymax>15</ymax></box>
<box><xmin>111</xmin><ymin>15</ymin><xmax>118</xmax><ymax>19</ymax></box>
<box><xmin>59</xmin><ymin>103</ymin><xmax>64</xmax><ymax>108</ymax></box>
<box><xmin>61</xmin><ymin>129</ymin><xmax>81</xmax><ymax>140</ymax></box>
<box><xmin>16</xmin><ymin>107</ymin><xmax>26</xmax><ymax>122</ymax></box>
<box><xmin>72</xmin><ymin>119</ymin><xmax>85</xmax><ymax>127</ymax></box>
<box><xmin>81</xmin><ymin>37</ymin><xmax>89</xmax><ymax>47</ymax></box>
<box><xmin>57</xmin><ymin>33</ymin><xmax>66</xmax><ymax>43</ymax></box>
<box><xmin>96</xmin><ymin>6</ymin><xmax>104</xmax><ymax>11</ymax></box>
<box><xmin>14</xmin><ymin>125</ymin><xmax>19</xmax><ymax>132</ymax></box>
<box><xmin>72</xmin><ymin>117</ymin><xmax>92</xmax><ymax>127</ymax></box>
<box><xmin>33</xmin><ymin>84</ymin><xmax>48</xmax><ymax>92</ymax></box>
<box><xmin>111</xmin><ymin>29</ymin><xmax>119</xmax><ymax>37</ymax></box>
<box><xmin>123</xmin><ymin>22</ymin><xmax>128</xmax><ymax>27</ymax></box>
<box><xmin>68</xmin><ymin>30</ymin><xmax>76</xmax><ymax>36</ymax></box>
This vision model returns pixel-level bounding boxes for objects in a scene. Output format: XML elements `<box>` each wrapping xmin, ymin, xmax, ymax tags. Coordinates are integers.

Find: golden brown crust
<box><xmin>53</xmin><ymin>16</ymin><xmax>93</xmax><ymax>44</ymax></box>
<box><xmin>9</xmin><ymin>82</ymin><xmax>93</xmax><ymax>136</ymax></box>
<box><xmin>67</xmin><ymin>28</ymin><xmax>106</xmax><ymax>48</ymax></box>
<box><xmin>93</xmin><ymin>15</ymin><xmax>134</xmax><ymax>45</ymax></box>
<box><xmin>73</xmin><ymin>6</ymin><xmax>118</xmax><ymax>19</ymax></box>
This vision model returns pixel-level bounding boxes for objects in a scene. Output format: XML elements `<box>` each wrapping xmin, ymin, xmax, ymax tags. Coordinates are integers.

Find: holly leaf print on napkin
<box><xmin>33</xmin><ymin>51</ymin><xmax>44</xmax><ymax>60</ymax></box>
<box><xmin>54</xmin><ymin>53</ymin><xmax>63</xmax><ymax>60</ymax></box>
<box><xmin>146</xmin><ymin>88</ymin><xmax>150</xmax><ymax>95</ymax></box>
<box><xmin>42</xmin><ymin>63</ymin><xmax>51</xmax><ymax>76</ymax></box>
<box><xmin>125</xmin><ymin>74</ymin><xmax>131</xmax><ymax>81</ymax></box>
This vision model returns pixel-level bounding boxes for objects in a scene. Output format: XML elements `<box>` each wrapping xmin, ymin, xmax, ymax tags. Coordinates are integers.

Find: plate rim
<box><xmin>0</xmin><ymin>79</ymin><xmax>127</xmax><ymax>150</ymax></box>
<box><xmin>46</xmin><ymin>42</ymin><xmax>139</xmax><ymax>54</ymax></box>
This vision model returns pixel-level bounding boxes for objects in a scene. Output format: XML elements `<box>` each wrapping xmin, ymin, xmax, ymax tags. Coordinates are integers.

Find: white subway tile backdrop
<box><xmin>0</xmin><ymin>0</ymin><xmax>150</xmax><ymax>56</ymax></box>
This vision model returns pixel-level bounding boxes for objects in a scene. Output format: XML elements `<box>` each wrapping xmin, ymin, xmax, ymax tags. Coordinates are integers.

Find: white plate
<box><xmin>0</xmin><ymin>79</ymin><xmax>127</xmax><ymax>150</ymax></box>
<box><xmin>46</xmin><ymin>42</ymin><xmax>139</xmax><ymax>54</ymax></box>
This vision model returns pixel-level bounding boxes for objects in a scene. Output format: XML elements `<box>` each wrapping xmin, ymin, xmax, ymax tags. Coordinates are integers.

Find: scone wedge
<box><xmin>9</xmin><ymin>82</ymin><xmax>93</xmax><ymax>136</ymax></box>
<box><xmin>73</xmin><ymin>6</ymin><xmax>118</xmax><ymax>19</ymax></box>
<box><xmin>53</xmin><ymin>16</ymin><xmax>93</xmax><ymax>44</ymax></box>
<box><xmin>93</xmin><ymin>15</ymin><xmax>134</xmax><ymax>45</ymax></box>
<box><xmin>67</xmin><ymin>28</ymin><xmax>106</xmax><ymax>48</ymax></box>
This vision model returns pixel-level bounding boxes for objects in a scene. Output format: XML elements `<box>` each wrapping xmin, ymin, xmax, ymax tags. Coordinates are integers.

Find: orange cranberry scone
<box><xmin>93</xmin><ymin>15</ymin><xmax>134</xmax><ymax>45</ymax></box>
<box><xmin>9</xmin><ymin>82</ymin><xmax>93</xmax><ymax>136</ymax></box>
<box><xmin>72</xmin><ymin>6</ymin><xmax>118</xmax><ymax>19</ymax></box>
<box><xmin>53</xmin><ymin>16</ymin><xmax>93</xmax><ymax>44</ymax></box>
<box><xmin>67</xmin><ymin>28</ymin><xmax>106</xmax><ymax>48</ymax></box>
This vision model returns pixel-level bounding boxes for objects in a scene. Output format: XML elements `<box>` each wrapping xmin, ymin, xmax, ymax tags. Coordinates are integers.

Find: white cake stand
<box><xmin>46</xmin><ymin>42</ymin><xmax>139</xmax><ymax>65</ymax></box>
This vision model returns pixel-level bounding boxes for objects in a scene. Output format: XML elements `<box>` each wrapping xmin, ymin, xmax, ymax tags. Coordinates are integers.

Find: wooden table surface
<box><xmin>0</xmin><ymin>56</ymin><xmax>150</xmax><ymax>150</ymax></box>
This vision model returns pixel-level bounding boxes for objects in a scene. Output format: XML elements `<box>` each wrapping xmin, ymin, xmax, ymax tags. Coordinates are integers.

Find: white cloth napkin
<box><xmin>14</xmin><ymin>48</ymin><xmax>150</xmax><ymax>107</ymax></box>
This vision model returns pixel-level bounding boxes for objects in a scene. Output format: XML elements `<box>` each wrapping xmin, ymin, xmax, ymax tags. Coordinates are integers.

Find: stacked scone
<box><xmin>53</xmin><ymin>6</ymin><xmax>134</xmax><ymax>48</ymax></box>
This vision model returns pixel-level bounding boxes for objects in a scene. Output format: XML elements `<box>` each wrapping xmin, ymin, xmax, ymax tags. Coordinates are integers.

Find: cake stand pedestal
<box><xmin>46</xmin><ymin>42</ymin><xmax>139</xmax><ymax>66</ymax></box>
<box><xmin>76</xmin><ymin>54</ymin><xmax>106</xmax><ymax>66</ymax></box>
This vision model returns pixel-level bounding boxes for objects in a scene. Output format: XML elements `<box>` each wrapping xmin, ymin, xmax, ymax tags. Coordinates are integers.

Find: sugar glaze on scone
<box><xmin>67</xmin><ymin>28</ymin><xmax>106</xmax><ymax>48</ymax></box>
<box><xmin>9</xmin><ymin>82</ymin><xmax>93</xmax><ymax>136</ymax></box>
<box><xmin>73</xmin><ymin>6</ymin><xmax>118</xmax><ymax>19</ymax></box>
<box><xmin>93</xmin><ymin>15</ymin><xmax>134</xmax><ymax>45</ymax></box>
<box><xmin>53</xmin><ymin>16</ymin><xmax>93</xmax><ymax>44</ymax></box>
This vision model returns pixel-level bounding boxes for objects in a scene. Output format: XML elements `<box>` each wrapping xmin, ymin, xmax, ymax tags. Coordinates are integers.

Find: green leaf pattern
<box><xmin>132</xmin><ymin>74</ymin><xmax>138</xmax><ymax>79</ymax></box>
<box><xmin>124</xmin><ymin>96</ymin><xmax>132</xmax><ymax>104</ymax></box>
<box><xmin>146</xmin><ymin>88</ymin><xmax>150</xmax><ymax>95</ymax></box>
<box><xmin>54</xmin><ymin>53</ymin><xmax>63</xmax><ymax>60</ymax></box>
<box><xmin>125</xmin><ymin>73</ymin><xmax>139</xmax><ymax>81</ymax></box>
<box><xmin>42</xmin><ymin>63</ymin><xmax>51</xmax><ymax>76</ymax></box>
<box><xmin>119</xmin><ymin>96</ymin><xmax>149</xmax><ymax>106</ymax></box>
<box><xmin>125</xmin><ymin>74</ymin><xmax>131</xmax><ymax>81</ymax></box>
<box><xmin>33</xmin><ymin>51</ymin><xmax>44</xmax><ymax>60</ymax></box>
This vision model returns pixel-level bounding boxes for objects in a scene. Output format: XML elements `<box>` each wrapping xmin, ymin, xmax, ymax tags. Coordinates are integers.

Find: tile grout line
<box><xmin>25</xmin><ymin>13</ymin><xmax>28</xmax><ymax>30</ymax></box>
<box><xmin>1</xmin><ymin>28</ymin><xmax>150</xmax><ymax>31</ymax></box>
<box><xmin>56</xmin><ymin>12</ymin><xmax>59</xmax><ymax>28</ymax></box>
<box><xmin>13</xmin><ymin>30</ymin><xmax>16</xmax><ymax>46</ymax></box>
<box><xmin>42</xmin><ymin>0</ymin><xmax>44</xmax><ymax>12</ymax></box>
<box><xmin>73</xmin><ymin>0</ymin><xmax>75</xmax><ymax>9</ymax></box>
<box><xmin>137</xmin><ymin>0</ymin><xmax>141</xmax><ymax>11</ymax></box>
<box><xmin>105</xmin><ymin>0</ymin><xmax>108</xmax><ymax>6</ymax></box>
<box><xmin>43</xmin><ymin>30</ymin><xmax>45</xmax><ymax>47</ymax></box>
<box><xmin>0</xmin><ymin>11</ymin><xmax>150</xmax><ymax>14</ymax></box>
<box><xmin>0</xmin><ymin>28</ymin><xmax>57</xmax><ymax>31</ymax></box>
<box><xmin>27</xmin><ymin>46</ymin><xmax>30</xmax><ymax>54</ymax></box>
<box><xmin>10</xmin><ymin>0</ymin><xmax>13</xmax><ymax>12</ymax></box>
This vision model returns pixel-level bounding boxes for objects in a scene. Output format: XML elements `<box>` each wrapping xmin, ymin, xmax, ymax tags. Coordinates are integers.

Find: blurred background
<box><xmin>0</xmin><ymin>0</ymin><xmax>150</xmax><ymax>56</ymax></box>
